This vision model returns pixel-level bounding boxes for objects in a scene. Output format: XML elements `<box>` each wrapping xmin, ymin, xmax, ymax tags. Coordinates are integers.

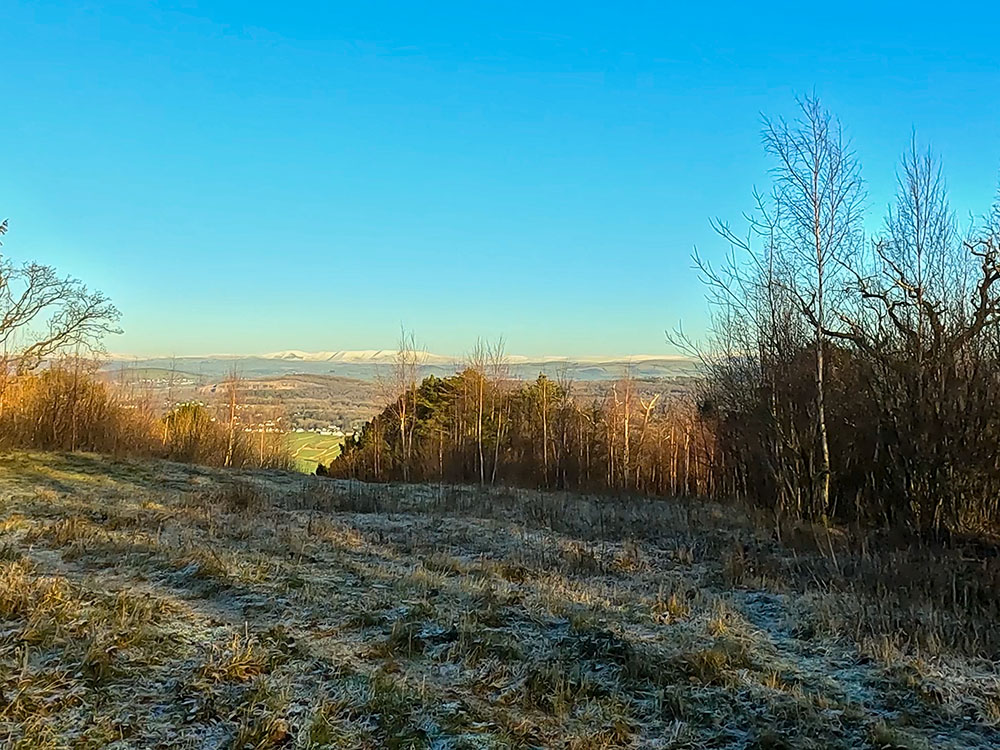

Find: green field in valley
<box><xmin>285</xmin><ymin>431</ymin><xmax>344</xmax><ymax>472</ymax></box>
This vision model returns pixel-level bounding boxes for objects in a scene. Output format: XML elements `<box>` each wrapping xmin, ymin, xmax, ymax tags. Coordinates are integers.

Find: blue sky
<box><xmin>2</xmin><ymin>1</ymin><xmax>999</xmax><ymax>357</ymax></box>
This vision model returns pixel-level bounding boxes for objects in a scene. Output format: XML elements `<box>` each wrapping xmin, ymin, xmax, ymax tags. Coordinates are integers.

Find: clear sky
<box><xmin>2</xmin><ymin>2</ymin><xmax>999</xmax><ymax>357</ymax></box>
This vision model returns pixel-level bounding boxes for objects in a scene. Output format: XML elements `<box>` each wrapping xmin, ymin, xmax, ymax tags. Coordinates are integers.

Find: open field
<box><xmin>286</xmin><ymin>432</ymin><xmax>344</xmax><ymax>472</ymax></box>
<box><xmin>0</xmin><ymin>452</ymin><xmax>998</xmax><ymax>748</ymax></box>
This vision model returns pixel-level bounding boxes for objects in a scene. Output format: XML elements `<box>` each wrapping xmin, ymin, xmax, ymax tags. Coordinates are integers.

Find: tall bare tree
<box><xmin>381</xmin><ymin>328</ymin><xmax>423</xmax><ymax>481</ymax></box>
<box><xmin>469</xmin><ymin>338</ymin><xmax>488</xmax><ymax>484</ymax></box>
<box><xmin>761</xmin><ymin>96</ymin><xmax>865</xmax><ymax>520</ymax></box>
<box><xmin>611</xmin><ymin>364</ymin><xmax>636</xmax><ymax>489</ymax></box>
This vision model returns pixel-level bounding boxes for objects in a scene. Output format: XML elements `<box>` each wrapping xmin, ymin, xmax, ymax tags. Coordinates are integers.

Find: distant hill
<box><xmin>263</xmin><ymin>349</ymin><xmax>458</xmax><ymax>365</ymax></box>
<box><xmin>105</xmin><ymin>351</ymin><xmax>701</xmax><ymax>382</ymax></box>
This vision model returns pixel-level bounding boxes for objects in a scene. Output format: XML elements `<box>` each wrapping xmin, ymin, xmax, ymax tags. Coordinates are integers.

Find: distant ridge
<box><xmin>111</xmin><ymin>350</ymin><xmax>696</xmax><ymax>366</ymax></box>
<box><xmin>104</xmin><ymin>351</ymin><xmax>700</xmax><ymax>381</ymax></box>
<box><xmin>263</xmin><ymin>350</ymin><xmax>458</xmax><ymax>365</ymax></box>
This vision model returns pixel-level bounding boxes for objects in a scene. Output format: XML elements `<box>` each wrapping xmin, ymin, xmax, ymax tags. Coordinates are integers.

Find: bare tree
<box><xmin>0</xmin><ymin>219</ymin><xmax>120</xmax><ymax>373</ymax></box>
<box><xmin>382</xmin><ymin>327</ymin><xmax>423</xmax><ymax>481</ymax></box>
<box><xmin>611</xmin><ymin>364</ymin><xmax>636</xmax><ymax>489</ymax></box>
<box><xmin>682</xmin><ymin>96</ymin><xmax>863</xmax><ymax>521</ymax></box>
<box><xmin>488</xmin><ymin>337</ymin><xmax>510</xmax><ymax>485</ymax></box>
<box><xmin>831</xmin><ymin>144</ymin><xmax>1000</xmax><ymax>529</ymax></box>
<box><xmin>222</xmin><ymin>365</ymin><xmax>242</xmax><ymax>468</ymax></box>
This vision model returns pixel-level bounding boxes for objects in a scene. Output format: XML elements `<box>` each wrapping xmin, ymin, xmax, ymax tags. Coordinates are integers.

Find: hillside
<box><xmin>1</xmin><ymin>453</ymin><xmax>998</xmax><ymax>748</ymax></box>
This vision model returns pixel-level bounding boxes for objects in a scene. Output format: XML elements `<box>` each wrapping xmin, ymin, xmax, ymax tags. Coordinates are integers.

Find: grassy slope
<box><xmin>0</xmin><ymin>452</ymin><xmax>997</xmax><ymax>749</ymax></box>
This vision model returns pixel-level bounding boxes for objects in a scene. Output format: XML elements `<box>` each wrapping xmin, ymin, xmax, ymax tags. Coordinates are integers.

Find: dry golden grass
<box><xmin>0</xmin><ymin>451</ymin><xmax>997</xmax><ymax>748</ymax></box>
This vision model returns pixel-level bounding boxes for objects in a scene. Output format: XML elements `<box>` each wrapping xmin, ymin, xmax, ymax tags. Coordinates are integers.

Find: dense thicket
<box><xmin>0</xmin><ymin>360</ymin><xmax>291</xmax><ymax>469</ymax></box>
<box><xmin>0</xmin><ymin>364</ymin><xmax>158</xmax><ymax>454</ymax></box>
<box><xmin>694</xmin><ymin>97</ymin><xmax>1000</xmax><ymax>534</ymax></box>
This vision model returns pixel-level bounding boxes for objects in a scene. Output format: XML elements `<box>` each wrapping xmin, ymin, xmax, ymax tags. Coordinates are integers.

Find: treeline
<box><xmin>330</xmin><ymin>361</ymin><xmax>714</xmax><ymax>496</ymax></box>
<box><xmin>0</xmin><ymin>360</ymin><xmax>291</xmax><ymax>469</ymax></box>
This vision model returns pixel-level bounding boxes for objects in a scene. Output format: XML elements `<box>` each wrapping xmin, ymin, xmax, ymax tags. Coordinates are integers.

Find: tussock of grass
<box><xmin>198</xmin><ymin>631</ymin><xmax>284</xmax><ymax>683</ymax></box>
<box><xmin>203</xmin><ymin>480</ymin><xmax>273</xmax><ymax>515</ymax></box>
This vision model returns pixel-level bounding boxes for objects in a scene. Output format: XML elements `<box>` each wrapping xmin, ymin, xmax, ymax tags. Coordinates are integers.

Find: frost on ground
<box><xmin>0</xmin><ymin>452</ymin><xmax>998</xmax><ymax>749</ymax></box>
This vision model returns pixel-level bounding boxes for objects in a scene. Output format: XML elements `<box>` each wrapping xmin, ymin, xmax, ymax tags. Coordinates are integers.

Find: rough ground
<box><xmin>0</xmin><ymin>452</ymin><xmax>997</xmax><ymax>749</ymax></box>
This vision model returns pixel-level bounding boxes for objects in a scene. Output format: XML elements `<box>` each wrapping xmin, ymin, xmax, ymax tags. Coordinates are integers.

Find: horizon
<box><xmin>3</xmin><ymin>2</ymin><xmax>1000</xmax><ymax>356</ymax></box>
<box><xmin>107</xmin><ymin>348</ymin><xmax>697</xmax><ymax>361</ymax></box>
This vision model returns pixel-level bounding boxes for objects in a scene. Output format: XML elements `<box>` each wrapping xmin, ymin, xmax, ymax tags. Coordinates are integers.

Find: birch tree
<box><xmin>382</xmin><ymin>328</ymin><xmax>422</xmax><ymax>481</ymax></box>
<box><xmin>761</xmin><ymin>96</ymin><xmax>865</xmax><ymax>520</ymax></box>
